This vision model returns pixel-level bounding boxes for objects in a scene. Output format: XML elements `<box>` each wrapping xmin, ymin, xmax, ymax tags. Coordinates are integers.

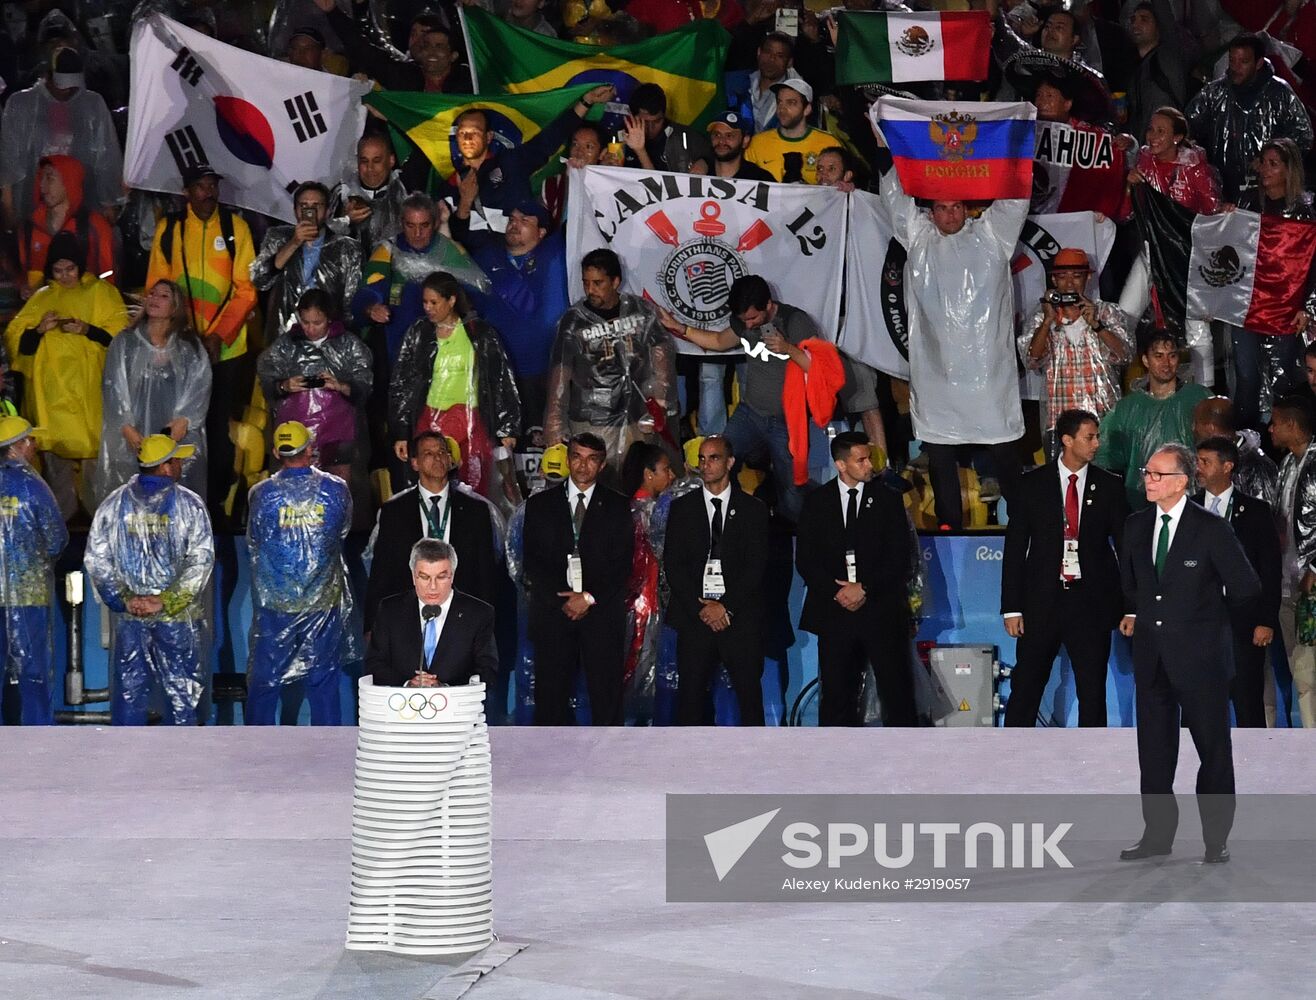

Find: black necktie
<box><xmin>846</xmin><ymin>487</ymin><xmax>858</xmax><ymax>533</ymax></box>
<box><xmin>429</xmin><ymin>494</ymin><xmax>442</xmax><ymax>537</ymax></box>
<box><xmin>710</xmin><ymin>497</ymin><xmax>723</xmax><ymax>558</ymax></box>
<box><xmin>573</xmin><ymin>491</ymin><xmax>586</xmax><ymax>536</ymax></box>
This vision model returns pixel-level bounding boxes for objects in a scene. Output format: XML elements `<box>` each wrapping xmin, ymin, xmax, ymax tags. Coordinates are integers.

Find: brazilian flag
<box><xmin>364</xmin><ymin>84</ymin><xmax>596</xmax><ymax>182</ymax></box>
<box><xmin>460</xmin><ymin>6</ymin><xmax>729</xmax><ymax>128</ymax></box>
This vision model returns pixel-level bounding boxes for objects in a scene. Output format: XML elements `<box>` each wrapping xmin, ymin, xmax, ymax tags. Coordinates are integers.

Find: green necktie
<box><xmin>1154</xmin><ymin>513</ymin><xmax>1172</xmax><ymax>577</ymax></box>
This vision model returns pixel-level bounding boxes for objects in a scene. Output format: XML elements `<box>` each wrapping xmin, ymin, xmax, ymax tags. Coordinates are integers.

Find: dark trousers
<box><xmin>1229</xmin><ymin>624</ymin><xmax>1268</xmax><ymax>728</ymax></box>
<box><xmin>817</xmin><ymin>615</ymin><xmax>916</xmax><ymax>727</ymax></box>
<box><xmin>532</xmin><ymin>605</ymin><xmax>627</xmax><ymax>725</ymax></box>
<box><xmin>1004</xmin><ymin>584</ymin><xmax>1111</xmax><ymax>727</ymax></box>
<box><xmin>206</xmin><ymin>352</ymin><xmax>255</xmax><ymax>518</ymax></box>
<box><xmin>674</xmin><ymin>622</ymin><xmax>765</xmax><ymax>726</ymax></box>
<box><xmin>1136</xmin><ymin>658</ymin><xmax>1236</xmax><ymax>850</ymax></box>
<box><xmin>924</xmin><ymin>441</ymin><xmax>1022</xmax><ymax>529</ymax></box>
<box><xmin>516</xmin><ymin>374</ymin><xmax>548</xmax><ymax>440</ymax></box>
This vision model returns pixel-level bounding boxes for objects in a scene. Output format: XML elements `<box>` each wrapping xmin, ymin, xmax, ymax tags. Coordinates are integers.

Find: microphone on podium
<box><xmin>418</xmin><ymin>603</ymin><xmax>441</xmax><ymax>682</ymax></box>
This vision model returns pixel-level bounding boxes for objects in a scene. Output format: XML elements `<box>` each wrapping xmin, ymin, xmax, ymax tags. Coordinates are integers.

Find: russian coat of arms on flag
<box><xmin>870</xmin><ymin>98</ymin><xmax>1036</xmax><ymax>201</ymax></box>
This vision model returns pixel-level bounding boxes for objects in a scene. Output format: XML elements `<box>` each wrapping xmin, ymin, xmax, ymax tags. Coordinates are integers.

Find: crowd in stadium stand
<box><xmin>2</xmin><ymin>0</ymin><xmax>1316</xmax><ymax>731</ymax></box>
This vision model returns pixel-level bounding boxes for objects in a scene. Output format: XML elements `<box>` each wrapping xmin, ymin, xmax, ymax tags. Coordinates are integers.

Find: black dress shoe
<box><xmin>1119</xmin><ymin>841</ymin><xmax>1172</xmax><ymax>861</ymax></box>
<box><xmin>1202</xmin><ymin>845</ymin><xmax>1230</xmax><ymax>864</ymax></box>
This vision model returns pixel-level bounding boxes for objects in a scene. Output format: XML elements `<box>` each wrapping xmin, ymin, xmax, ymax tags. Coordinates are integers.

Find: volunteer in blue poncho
<box><xmin>245</xmin><ymin>421</ymin><xmax>356</xmax><ymax>725</ymax></box>
<box><xmin>84</xmin><ymin>434</ymin><xmax>214</xmax><ymax>725</ymax></box>
<box><xmin>0</xmin><ymin>416</ymin><xmax>69</xmax><ymax>724</ymax></box>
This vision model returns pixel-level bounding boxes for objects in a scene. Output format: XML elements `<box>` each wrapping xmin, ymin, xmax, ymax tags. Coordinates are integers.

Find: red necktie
<box><xmin>1063</xmin><ymin>473</ymin><xmax>1080</xmax><ymax>581</ymax></box>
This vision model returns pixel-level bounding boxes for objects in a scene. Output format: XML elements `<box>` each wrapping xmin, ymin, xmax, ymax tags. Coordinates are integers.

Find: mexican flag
<box><xmin>1187</xmin><ymin>208</ymin><xmax>1316</xmax><ymax>336</ymax></box>
<box><xmin>836</xmin><ymin>10</ymin><xmax>992</xmax><ymax>85</ymax></box>
<box><xmin>460</xmin><ymin>6</ymin><xmax>728</xmax><ymax>128</ymax></box>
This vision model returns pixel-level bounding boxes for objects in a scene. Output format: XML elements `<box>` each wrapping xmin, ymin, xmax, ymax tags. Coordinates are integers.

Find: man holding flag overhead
<box><xmin>366</xmin><ymin>83</ymin><xmax>614</xmax><ymax>234</ymax></box>
<box><xmin>872</xmin><ymin>97</ymin><xmax>1034</xmax><ymax>529</ymax></box>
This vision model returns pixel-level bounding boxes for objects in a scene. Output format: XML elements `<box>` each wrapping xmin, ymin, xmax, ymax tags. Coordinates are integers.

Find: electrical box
<box><xmin>928</xmin><ymin>645</ymin><xmax>997</xmax><ymax>728</ymax></box>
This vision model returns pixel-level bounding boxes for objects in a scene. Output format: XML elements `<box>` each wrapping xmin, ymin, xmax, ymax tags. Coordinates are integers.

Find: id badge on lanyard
<box><xmin>1062</xmin><ymin>538</ymin><xmax>1081</xmax><ymax>579</ymax></box>
<box><xmin>567</xmin><ymin>552</ymin><xmax>584</xmax><ymax>593</ymax></box>
<box><xmin>844</xmin><ymin>550</ymin><xmax>858</xmax><ymax>584</ymax></box>
<box><xmin>702</xmin><ymin>558</ymin><xmax>726</xmax><ymax>599</ymax></box>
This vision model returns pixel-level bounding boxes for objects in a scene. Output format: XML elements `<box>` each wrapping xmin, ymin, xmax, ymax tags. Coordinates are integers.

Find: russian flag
<box><xmin>870</xmin><ymin>98</ymin><xmax>1036</xmax><ymax>202</ymax></box>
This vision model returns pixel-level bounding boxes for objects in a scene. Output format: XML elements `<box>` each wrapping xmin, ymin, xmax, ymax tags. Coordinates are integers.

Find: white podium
<box><xmin>345</xmin><ymin>676</ymin><xmax>494</xmax><ymax>956</ymax></box>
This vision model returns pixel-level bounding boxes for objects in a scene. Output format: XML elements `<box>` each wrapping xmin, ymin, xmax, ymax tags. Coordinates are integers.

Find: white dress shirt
<box><xmin>1204</xmin><ymin>485</ymin><xmax>1233</xmax><ymax>517</ymax></box>
<box><xmin>702</xmin><ymin>483</ymin><xmax>732</xmax><ymax>531</ymax></box>
<box><xmin>568</xmin><ymin>479</ymin><xmax>597</xmax><ymax>512</ymax></box>
<box><xmin>1058</xmin><ymin>458</ymin><xmax>1088</xmax><ymax>532</ymax></box>
<box><xmin>1151</xmin><ymin>493</ymin><xmax>1189</xmax><ymax>564</ymax></box>
<box><xmin>837</xmin><ymin>477</ymin><xmax>865</xmax><ymax>528</ymax></box>
<box><xmin>417</xmin><ymin>482</ymin><xmax>451</xmax><ymax>540</ymax></box>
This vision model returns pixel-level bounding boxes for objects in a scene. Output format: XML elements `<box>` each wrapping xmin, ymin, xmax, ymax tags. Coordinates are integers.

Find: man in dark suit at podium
<box><xmin>1193</xmin><ymin>435</ymin><xmax>1281</xmax><ymax>728</ymax></box>
<box><xmin>366</xmin><ymin>538</ymin><xmax>499</xmax><ymax>689</ymax></box>
<box><xmin>664</xmin><ymin>435</ymin><xmax>770</xmax><ymax>725</ymax></box>
<box><xmin>364</xmin><ymin>431</ymin><xmax>497</xmax><ymax>632</ymax></box>
<box><xmin>796</xmin><ymin>431</ymin><xmax>915</xmax><ymax>726</ymax></box>
<box><xmin>523</xmin><ymin>432</ymin><xmax>634</xmax><ymax>725</ymax></box>
<box><xmin>1118</xmin><ymin>443</ymin><xmax>1261</xmax><ymax>864</ymax></box>
<box><xmin>1001</xmin><ymin>408</ymin><xmax>1129</xmax><ymax>727</ymax></box>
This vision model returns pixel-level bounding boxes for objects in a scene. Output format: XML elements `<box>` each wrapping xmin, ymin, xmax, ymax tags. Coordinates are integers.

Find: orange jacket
<box><xmin>782</xmin><ymin>338</ymin><xmax>846</xmax><ymax>486</ymax></box>
<box><xmin>20</xmin><ymin>155</ymin><xmax>115</xmax><ymax>290</ymax></box>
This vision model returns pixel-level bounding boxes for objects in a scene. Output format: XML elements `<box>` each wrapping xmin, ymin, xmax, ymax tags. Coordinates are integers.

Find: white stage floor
<box><xmin>1</xmin><ymin>727</ymin><xmax>1314</xmax><ymax>999</ymax></box>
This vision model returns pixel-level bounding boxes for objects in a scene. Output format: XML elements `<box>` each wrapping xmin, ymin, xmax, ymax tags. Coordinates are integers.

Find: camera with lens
<box><xmin>1043</xmin><ymin>290</ymin><xmax>1082</xmax><ymax>307</ymax></box>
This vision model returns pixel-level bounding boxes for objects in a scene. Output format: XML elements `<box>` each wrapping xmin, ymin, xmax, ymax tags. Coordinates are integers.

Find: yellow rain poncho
<box><xmin>4</xmin><ymin>273</ymin><xmax>129</xmax><ymax>459</ymax></box>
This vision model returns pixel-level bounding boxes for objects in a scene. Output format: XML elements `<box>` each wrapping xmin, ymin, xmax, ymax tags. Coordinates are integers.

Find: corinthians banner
<box><xmin>566</xmin><ymin>166</ymin><xmax>846</xmax><ymax>354</ymax></box>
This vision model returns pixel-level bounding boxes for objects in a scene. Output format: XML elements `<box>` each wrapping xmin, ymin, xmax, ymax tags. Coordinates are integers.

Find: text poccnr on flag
<box><xmin>566</xmin><ymin>166</ymin><xmax>846</xmax><ymax>355</ymax></box>
<box><xmin>124</xmin><ymin>14</ymin><xmax>370</xmax><ymax>224</ymax></box>
<box><xmin>871</xmin><ymin>97</ymin><xmax>1036</xmax><ymax>202</ymax></box>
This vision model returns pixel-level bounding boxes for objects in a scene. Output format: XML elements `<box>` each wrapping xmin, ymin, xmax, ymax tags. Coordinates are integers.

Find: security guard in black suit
<box><xmin>1193</xmin><ymin>435</ymin><xmax>1281</xmax><ymax>728</ymax></box>
<box><xmin>522</xmin><ymin>433</ymin><xmax>635</xmax><ymax>725</ymax></box>
<box><xmin>364</xmin><ymin>431</ymin><xmax>497</xmax><ymax>632</ymax></box>
<box><xmin>796</xmin><ymin>432</ymin><xmax>915</xmax><ymax>726</ymax></box>
<box><xmin>664</xmin><ymin>435</ymin><xmax>770</xmax><ymax>725</ymax></box>
<box><xmin>1001</xmin><ymin>409</ymin><xmax>1129</xmax><ymax>727</ymax></box>
<box><xmin>1118</xmin><ymin>443</ymin><xmax>1261</xmax><ymax>864</ymax></box>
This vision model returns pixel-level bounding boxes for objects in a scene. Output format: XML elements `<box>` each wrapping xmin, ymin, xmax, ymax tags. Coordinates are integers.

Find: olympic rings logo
<box><xmin>387</xmin><ymin>691</ymin><xmax>449</xmax><ymax>719</ymax></box>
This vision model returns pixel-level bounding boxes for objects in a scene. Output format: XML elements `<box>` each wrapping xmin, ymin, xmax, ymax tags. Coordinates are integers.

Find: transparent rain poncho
<box><xmin>623</xmin><ymin>479</ymin><xmax>700</xmax><ymax>724</ymax></box>
<box><xmin>1017</xmin><ymin>299</ymin><xmax>1132</xmax><ymax>433</ymax></box>
<box><xmin>0</xmin><ymin>82</ymin><xmax>124</xmax><ymax>218</ymax></box>
<box><xmin>543</xmin><ymin>294</ymin><xmax>679</xmax><ymax>470</ymax></box>
<box><xmin>245</xmin><ymin>466</ymin><xmax>358</xmax><ymax>725</ymax></box>
<box><xmin>257</xmin><ymin>321</ymin><xmax>373</xmax><ymax>454</ymax></box>
<box><xmin>880</xmin><ymin>168</ymin><xmax>1028</xmax><ymax>446</ymax></box>
<box><xmin>250</xmin><ymin>228</ymin><xmax>362</xmax><ymax>341</ymax></box>
<box><xmin>389</xmin><ymin>314</ymin><xmax>523</xmax><ymax>514</ymax></box>
<box><xmin>84</xmin><ymin>475</ymin><xmax>215</xmax><ymax>725</ymax></box>
<box><xmin>328</xmin><ymin>173</ymin><xmax>409</xmax><ymax>251</ymax></box>
<box><xmin>0</xmin><ymin>458</ymin><xmax>69</xmax><ymax>724</ymax></box>
<box><xmin>96</xmin><ymin>325</ymin><xmax>212</xmax><ymax>502</ymax></box>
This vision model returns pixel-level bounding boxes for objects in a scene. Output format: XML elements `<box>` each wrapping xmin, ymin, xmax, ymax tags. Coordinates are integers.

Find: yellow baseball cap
<box><xmin>273</xmin><ymin>421</ymin><xmax>313</xmax><ymax>456</ymax></box>
<box><xmin>540</xmin><ymin>443</ymin><xmax>568</xmax><ymax>478</ymax></box>
<box><xmin>0</xmin><ymin>415</ymin><xmax>38</xmax><ymax>448</ymax></box>
<box><xmin>683</xmin><ymin>435</ymin><xmax>705</xmax><ymax>471</ymax></box>
<box><xmin>138</xmin><ymin>433</ymin><xmax>196</xmax><ymax>467</ymax></box>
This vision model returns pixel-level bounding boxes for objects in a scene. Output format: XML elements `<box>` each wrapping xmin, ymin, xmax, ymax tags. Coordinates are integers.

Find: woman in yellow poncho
<box><xmin>4</xmin><ymin>231</ymin><xmax>129</xmax><ymax>520</ymax></box>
